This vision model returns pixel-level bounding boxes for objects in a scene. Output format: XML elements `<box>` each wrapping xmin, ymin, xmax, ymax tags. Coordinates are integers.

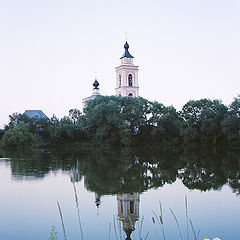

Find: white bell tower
<box><xmin>115</xmin><ymin>42</ymin><xmax>139</xmax><ymax>97</ymax></box>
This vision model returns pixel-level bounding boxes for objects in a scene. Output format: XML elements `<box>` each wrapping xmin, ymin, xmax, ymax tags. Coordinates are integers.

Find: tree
<box><xmin>69</xmin><ymin>109</ymin><xmax>81</xmax><ymax>125</ymax></box>
<box><xmin>82</xmin><ymin>96</ymin><xmax>152</xmax><ymax>145</ymax></box>
<box><xmin>148</xmin><ymin>103</ymin><xmax>182</xmax><ymax>145</ymax></box>
<box><xmin>5</xmin><ymin>112</ymin><xmax>28</xmax><ymax>130</ymax></box>
<box><xmin>52</xmin><ymin>117</ymin><xmax>77</xmax><ymax>143</ymax></box>
<box><xmin>82</xmin><ymin>95</ymin><xmax>183</xmax><ymax>146</ymax></box>
<box><xmin>4</xmin><ymin>112</ymin><xmax>53</xmax><ymax>144</ymax></box>
<box><xmin>0</xmin><ymin>130</ymin><xmax>4</xmax><ymax>140</ymax></box>
<box><xmin>0</xmin><ymin>122</ymin><xmax>38</xmax><ymax>149</ymax></box>
<box><xmin>221</xmin><ymin>96</ymin><xmax>240</xmax><ymax>142</ymax></box>
<box><xmin>83</xmin><ymin>96</ymin><xmax>127</xmax><ymax>145</ymax></box>
<box><xmin>181</xmin><ymin>99</ymin><xmax>228</xmax><ymax>144</ymax></box>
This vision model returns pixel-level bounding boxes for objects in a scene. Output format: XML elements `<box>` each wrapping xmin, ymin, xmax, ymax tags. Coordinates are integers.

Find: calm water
<box><xmin>0</xmin><ymin>147</ymin><xmax>239</xmax><ymax>240</ymax></box>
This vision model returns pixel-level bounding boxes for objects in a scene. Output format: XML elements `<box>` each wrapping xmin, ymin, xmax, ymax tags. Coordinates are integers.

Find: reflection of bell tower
<box><xmin>117</xmin><ymin>193</ymin><xmax>140</xmax><ymax>240</ymax></box>
<box><xmin>115</xmin><ymin>42</ymin><xmax>139</xmax><ymax>97</ymax></box>
<box><xmin>95</xmin><ymin>193</ymin><xmax>101</xmax><ymax>216</ymax></box>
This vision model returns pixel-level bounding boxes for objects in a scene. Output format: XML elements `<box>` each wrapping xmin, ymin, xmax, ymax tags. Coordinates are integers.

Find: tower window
<box><xmin>128</xmin><ymin>93</ymin><xmax>133</xmax><ymax>97</ymax></box>
<box><xmin>128</xmin><ymin>74</ymin><xmax>133</xmax><ymax>87</ymax></box>
<box><xmin>130</xmin><ymin>201</ymin><xmax>134</xmax><ymax>214</ymax></box>
<box><xmin>119</xmin><ymin>75</ymin><xmax>121</xmax><ymax>87</ymax></box>
<box><xmin>120</xmin><ymin>200</ymin><xmax>123</xmax><ymax>213</ymax></box>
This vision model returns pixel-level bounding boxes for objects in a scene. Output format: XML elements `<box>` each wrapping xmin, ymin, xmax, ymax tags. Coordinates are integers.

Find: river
<box><xmin>0</xmin><ymin>146</ymin><xmax>239</xmax><ymax>240</ymax></box>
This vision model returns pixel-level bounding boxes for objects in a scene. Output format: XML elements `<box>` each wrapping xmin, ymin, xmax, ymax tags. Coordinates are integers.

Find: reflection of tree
<box><xmin>79</xmin><ymin>149</ymin><xmax>181</xmax><ymax>195</ymax></box>
<box><xmin>1</xmin><ymin>146</ymin><xmax>240</xmax><ymax>196</ymax></box>
<box><xmin>179</xmin><ymin>147</ymin><xmax>240</xmax><ymax>194</ymax></box>
<box><xmin>8</xmin><ymin>152</ymin><xmax>53</xmax><ymax>180</ymax></box>
<box><xmin>0</xmin><ymin>149</ymin><xmax>86</xmax><ymax>181</ymax></box>
<box><xmin>220</xmin><ymin>150</ymin><xmax>240</xmax><ymax>195</ymax></box>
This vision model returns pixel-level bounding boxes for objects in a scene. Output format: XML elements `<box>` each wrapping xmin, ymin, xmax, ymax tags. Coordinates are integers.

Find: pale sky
<box><xmin>0</xmin><ymin>0</ymin><xmax>240</xmax><ymax>128</ymax></box>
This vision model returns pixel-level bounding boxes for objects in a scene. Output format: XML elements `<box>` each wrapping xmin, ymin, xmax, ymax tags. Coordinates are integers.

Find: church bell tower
<box><xmin>117</xmin><ymin>193</ymin><xmax>140</xmax><ymax>240</ymax></box>
<box><xmin>115</xmin><ymin>42</ymin><xmax>139</xmax><ymax>97</ymax></box>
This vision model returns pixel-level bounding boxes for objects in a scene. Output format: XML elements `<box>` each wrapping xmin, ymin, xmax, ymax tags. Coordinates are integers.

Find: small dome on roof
<box><xmin>120</xmin><ymin>41</ymin><xmax>134</xmax><ymax>59</ymax></box>
<box><xmin>93</xmin><ymin>79</ymin><xmax>99</xmax><ymax>90</ymax></box>
<box><xmin>124</xmin><ymin>41</ymin><xmax>129</xmax><ymax>49</ymax></box>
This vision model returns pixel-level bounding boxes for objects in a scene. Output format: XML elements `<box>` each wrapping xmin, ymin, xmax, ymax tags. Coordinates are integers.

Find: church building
<box><xmin>82</xmin><ymin>78</ymin><xmax>100</xmax><ymax>108</ymax></box>
<box><xmin>82</xmin><ymin>41</ymin><xmax>139</xmax><ymax>108</ymax></box>
<box><xmin>115</xmin><ymin>41</ymin><xmax>139</xmax><ymax>97</ymax></box>
<box><xmin>117</xmin><ymin>193</ymin><xmax>140</xmax><ymax>240</ymax></box>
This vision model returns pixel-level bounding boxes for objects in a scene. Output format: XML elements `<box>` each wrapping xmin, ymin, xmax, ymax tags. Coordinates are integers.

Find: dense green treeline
<box><xmin>0</xmin><ymin>95</ymin><xmax>240</xmax><ymax>149</ymax></box>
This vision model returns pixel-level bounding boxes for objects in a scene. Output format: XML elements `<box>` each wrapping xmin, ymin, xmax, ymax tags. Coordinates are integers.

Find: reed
<box><xmin>170</xmin><ymin>208</ymin><xmax>182</xmax><ymax>240</ymax></box>
<box><xmin>138</xmin><ymin>217</ymin><xmax>149</xmax><ymax>240</ymax></box>
<box><xmin>109</xmin><ymin>222</ymin><xmax>112</xmax><ymax>240</ymax></box>
<box><xmin>143</xmin><ymin>232</ymin><xmax>150</xmax><ymax>240</ymax></box>
<box><xmin>138</xmin><ymin>216</ymin><xmax>144</xmax><ymax>239</ymax></box>
<box><xmin>57</xmin><ymin>201</ymin><xmax>67</xmax><ymax>240</ymax></box>
<box><xmin>190</xmin><ymin>219</ymin><xmax>201</xmax><ymax>240</ymax></box>
<box><xmin>53</xmin><ymin>196</ymin><xmax>201</xmax><ymax>240</ymax></box>
<box><xmin>151</xmin><ymin>198</ymin><xmax>202</xmax><ymax>240</ymax></box>
<box><xmin>152</xmin><ymin>201</ymin><xmax>166</xmax><ymax>240</ymax></box>
<box><xmin>73</xmin><ymin>182</ymin><xmax>84</xmax><ymax>240</ymax></box>
<box><xmin>185</xmin><ymin>196</ymin><xmax>189</xmax><ymax>240</ymax></box>
<box><xmin>49</xmin><ymin>225</ymin><xmax>57</xmax><ymax>240</ymax></box>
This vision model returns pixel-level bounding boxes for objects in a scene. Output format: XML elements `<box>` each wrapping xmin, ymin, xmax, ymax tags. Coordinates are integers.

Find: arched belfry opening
<box><xmin>128</xmin><ymin>74</ymin><xmax>133</xmax><ymax>87</ymax></box>
<box><xmin>115</xmin><ymin>41</ymin><xmax>139</xmax><ymax>97</ymax></box>
<box><xmin>119</xmin><ymin>75</ymin><xmax>122</xmax><ymax>87</ymax></box>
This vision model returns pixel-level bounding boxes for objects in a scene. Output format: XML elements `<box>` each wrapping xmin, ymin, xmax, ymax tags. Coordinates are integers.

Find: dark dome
<box><xmin>124</xmin><ymin>228</ymin><xmax>133</xmax><ymax>240</ymax></box>
<box><xmin>120</xmin><ymin>41</ymin><xmax>134</xmax><ymax>59</ymax></box>
<box><xmin>93</xmin><ymin>80</ymin><xmax>99</xmax><ymax>89</ymax></box>
<box><xmin>124</xmin><ymin>41</ymin><xmax>129</xmax><ymax>49</ymax></box>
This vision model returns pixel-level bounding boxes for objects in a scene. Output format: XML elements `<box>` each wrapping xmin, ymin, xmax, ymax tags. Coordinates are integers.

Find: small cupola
<box><xmin>93</xmin><ymin>79</ymin><xmax>99</xmax><ymax>90</ymax></box>
<box><xmin>82</xmin><ymin>78</ymin><xmax>101</xmax><ymax>108</ymax></box>
<box><xmin>92</xmin><ymin>79</ymin><xmax>100</xmax><ymax>96</ymax></box>
<box><xmin>120</xmin><ymin>41</ymin><xmax>134</xmax><ymax>59</ymax></box>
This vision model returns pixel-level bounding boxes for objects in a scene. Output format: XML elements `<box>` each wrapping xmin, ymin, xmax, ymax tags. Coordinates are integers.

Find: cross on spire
<box><xmin>94</xmin><ymin>72</ymin><xmax>98</xmax><ymax>80</ymax></box>
<box><xmin>124</xmin><ymin>32</ymin><xmax>128</xmax><ymax>41</ymax></box>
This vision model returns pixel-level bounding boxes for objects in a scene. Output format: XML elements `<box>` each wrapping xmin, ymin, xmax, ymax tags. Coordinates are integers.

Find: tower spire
<box><xmin>115</xmin><ymin>41</ymin><xmax>139</xmax><ymax>97</ymax></box>
<box><xmin>120</xmin><ymin>41</ymin><xmax>134</xmax><ymax>59</ymax></box>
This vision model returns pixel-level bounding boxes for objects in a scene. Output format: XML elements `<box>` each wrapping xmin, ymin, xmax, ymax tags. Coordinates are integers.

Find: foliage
<box><xmin>221</xmin><ymin>96</ymin><xmax>240</xmax><ymax>142</ymax></box>
<box><xmin>82</xmin><ymin>95</ymin><xmax>182</xmax><ymax>146</ymax></box>
<box><xmin>181</xmin><ymin>99</ymin><xmax>228</xmax><ymax>144</ymax></box>
<box><xmin>0</xmin><ymin>122</ymin><xmax>38</xmax><ymax>149</ymax></box>
<box><xmin>4</xmin><ymin>112</ymin><xmax>52</xmax><ymax>144</ymax></box>
<box><xmin>1</xmin><ymin>95</ymin><xmax>240</xmax><ymax>149</ymax></box>
<box><xmin>148</xmin><ymin>103</ymin><xmax>182</xmax><ymax>146</ymax></box>
<box><xmin>0</xmin><ymin>109</ymin><xmax>86</xmax><ymax>148</ymax></box>
<box><xmin>82</xmin><ymin>96</ymin><xmax>149</xmax><ymax>145</ymax></box>
<box><xmin>0</xmin><ymin>130</ymin><xmax>4</xmax><ymax>140</ymax></box>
